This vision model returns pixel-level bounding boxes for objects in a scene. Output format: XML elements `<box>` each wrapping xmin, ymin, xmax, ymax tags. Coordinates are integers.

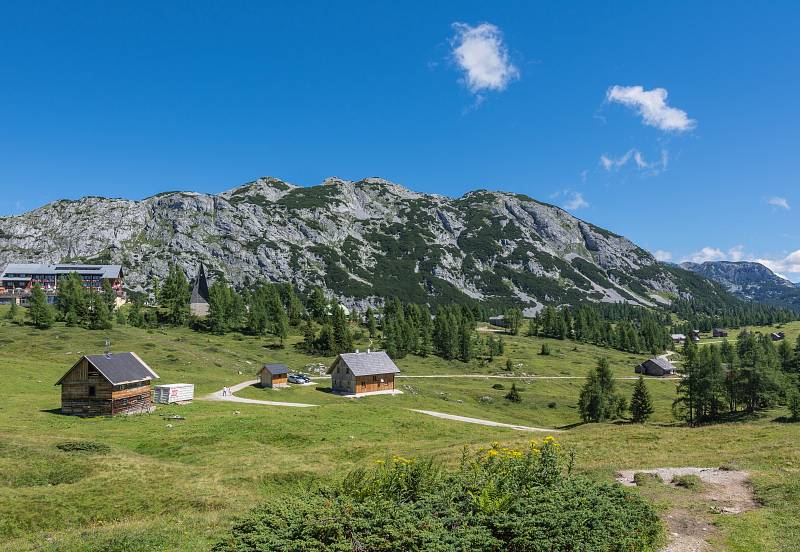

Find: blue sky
<box><xmin>1</xmin><ymin>1</ymin><xmax>799</xmax><ymax>279</ymax></box>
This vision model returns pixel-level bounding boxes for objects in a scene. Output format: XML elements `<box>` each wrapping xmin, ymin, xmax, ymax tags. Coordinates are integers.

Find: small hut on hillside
<box><xmin>328</xmin><ymin>351</ymin><xmax>400</xmax><ymax>396</ymax></box>
<box><xmin>259</xmin><ymin>364</ymin><xmax>288</xmax><ymax>388</ymax></box>
<box><xmin>190</xmin><ymin>263</ymin><xmax>210</xmax><ymax>317</ymax></box>
<box><xmin>635</xmin><ymin>357</ymin><xmax>677</xmax><ymax>377</ymax></box>
<box><xmin>55</xmin><ymin>352</ymin><xmax>159</xmax><ymax>417</ymax></box>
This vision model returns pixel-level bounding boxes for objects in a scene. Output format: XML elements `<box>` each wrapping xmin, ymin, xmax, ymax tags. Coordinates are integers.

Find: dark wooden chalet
<box><xmin>772</xmin><ymin>332</ymin><xmax>786</xmax><ymax>341</ymax></box>
<box><xmin>55</xmin><ymin>352</ymin><xmax>159</xmax><ymax>417</ymax></box>
<box><xmin>259</xmin><ymin>363</ymin><xmax>288</xmax><ymax>388</ymax></box>
<box><xmin>713</xmin><ymin>328</ymin><xmax>728</xmax><ymax>338</ymax></box>
<box><xmin>635</xmin><ymin>357</ymin><xmax>678</xmax><ymax>377</ymax></box>
<box><xmin>328</xmin><ymin>351</ymin><xmax>400</xmax><ymax>395</ymax></box>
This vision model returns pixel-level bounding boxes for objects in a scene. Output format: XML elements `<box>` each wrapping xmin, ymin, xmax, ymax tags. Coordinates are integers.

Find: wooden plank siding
<box><xmin>354</xmin><ymin>374</ymin><xmax>395</xmax><ymax>394</ymax></box>
<box><xmin>59</xmin><ymin>358</ymin><xmax>154</xmax><ymax>417</ymax></box>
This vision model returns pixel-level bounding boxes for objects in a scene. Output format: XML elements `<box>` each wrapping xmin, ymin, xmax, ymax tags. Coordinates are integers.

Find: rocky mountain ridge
<box><xmin>681</xmin><ymin>260</ymin><xmax>800</xmax><ymax>311</ymax></box>
<box><xmin>0</xmin><ymin>176</ymin><xmax>730</xmax><ymax>312</ymax></box>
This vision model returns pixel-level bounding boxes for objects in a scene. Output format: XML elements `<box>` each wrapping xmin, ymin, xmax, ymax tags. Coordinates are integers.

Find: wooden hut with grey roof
<box><xmin>327</xmin><ymin>351</ymin><xmax>400</xmax><ymax>395</ymax></box>
<box><xmin>55</xmin><ymin>352</ymin><xmax>159</xmax><ymax>417</ymax></box>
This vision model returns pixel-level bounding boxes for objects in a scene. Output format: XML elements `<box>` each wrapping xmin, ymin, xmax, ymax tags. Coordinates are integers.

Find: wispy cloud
<box><xmin>767</xmin><ymin>196</ymin><xmax>790</xmax><ymax>210</ymax></box>
<box><xmin>451</xmin><ymin>23</ymin><xmax>519</xmax><ymax>96</ymax></box>
<box><xmin>685</xmin><ymin>247</ymin><xmax>727</xmax><ymax>263</ymax></box>
<box><xmin>599</xmin><ymin>148</ymin><xmax>668</xmax><ymax>174</ymax></box>
<box><xmin>607</xmin><ymin>85</ymin><xmax>696</xmax><ymax>132</ymax></box>
<box><xmin>564</xmin><ymin>191</ymin><xmax>588</xmax><ymax>210</ymax></box>
<box><xmin>550</xmin><ymin>190</ymin><xmax>589</xmax><ymax>211</ymax></box>
<box><xmin>653</xmin><ymin>250</ymin><xmax>673</xmax><ymax>262</ymax></box>
<box><xmin>755</xmin><ymin>250</ymin><xmax>800</xmax><ymax>280</ymax></box>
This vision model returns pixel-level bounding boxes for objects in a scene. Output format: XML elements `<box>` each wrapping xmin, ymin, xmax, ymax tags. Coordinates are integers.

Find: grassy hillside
<box><xmin>1</xmin><ymin>312</ymin><xmax>799</xmax><ymax>551</ymax></box>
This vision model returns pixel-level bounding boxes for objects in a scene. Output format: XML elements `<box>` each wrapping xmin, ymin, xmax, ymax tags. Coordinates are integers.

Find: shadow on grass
<box><xmin>314</xmin><ymin>386</ymin><xmax>335</xmax><ymax>395</ymax></box>
<box><xmin>772</xmin><ymin>415</ymin><xmax>799</xmax><ymax>424</ymax></box>
<box><xmin>557</xmin><ymin>421</ymin><xmax>587</xmax><ymax>430</ymax></box>
<box><xmin>39</xmin><ymin>408</ymin><xmax>67</xmax><ymax>416</ymax></box>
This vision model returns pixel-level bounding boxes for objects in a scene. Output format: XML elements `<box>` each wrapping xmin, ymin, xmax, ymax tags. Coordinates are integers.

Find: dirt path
<box><xmin>617</xmin><ymin>467</ymin><xmax>756</xmax><ymax>552</ymax></box>
<box><xmin>410</xmin><ymin>409</ymin><xmax>561</xmax><ymax>433</ymax></box>
<box><xmin>203</xmin><ymin>380</ymin><xmax>318</xmax><ymax>408</ymax></box>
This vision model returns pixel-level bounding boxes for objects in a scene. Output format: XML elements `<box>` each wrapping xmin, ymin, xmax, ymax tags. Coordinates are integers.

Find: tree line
<box><xmin>673</xmin><ymin>331</ymin><xmax>800</xmax><ymax>424</ymax></box>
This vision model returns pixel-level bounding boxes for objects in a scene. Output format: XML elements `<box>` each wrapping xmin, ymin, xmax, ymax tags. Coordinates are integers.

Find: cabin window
<box><xmin>88</xmin><ymin>386</ymin><xmax>96</xmax><ymax>397</ymax></box>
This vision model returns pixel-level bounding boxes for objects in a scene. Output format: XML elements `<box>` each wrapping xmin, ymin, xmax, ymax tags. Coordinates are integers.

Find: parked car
<box><xmin>288</xmin><ymin>374</ymin><xmax>310</xmax><ymax>384</ymax></box>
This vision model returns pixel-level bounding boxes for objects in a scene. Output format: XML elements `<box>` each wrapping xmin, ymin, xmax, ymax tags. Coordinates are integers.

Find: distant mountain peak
<box><xmin>681</xmin><ymin>260</ymin><xmax>800</xmax><ymax>309</ymax></box>
<box><xmin>0</xmin><ymin>175</ymin><xmax>737</xmax><ymax>312</ymax></box>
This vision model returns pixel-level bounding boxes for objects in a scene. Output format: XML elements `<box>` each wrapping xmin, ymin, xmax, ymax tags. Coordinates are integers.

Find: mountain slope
<box><xmin>681</xmin><ymin>260</ymin><xmax>800</xmax><ymax>311</ymax></box>
<box><xmin>0</xmin><ymin>176</ymin><xmax>733</xmax><ymax>312</ymax></box>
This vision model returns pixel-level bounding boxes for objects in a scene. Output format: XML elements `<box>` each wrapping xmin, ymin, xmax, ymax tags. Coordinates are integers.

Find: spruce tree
<box><xmin>365</xmin><ymin>306</ymin><xmax>377</xmax><ymax>338</ymax></box>
<box><xmin>28</xmin><ymin>285</ymin><xmax>54</xmax><ymax>329</ymax></box>
<box><xmin>6</xmin><ymin>301</ymin><xmax>19</xmax><ymax>321</ymax></box>
<box><xmin>89</xmin><ymin>292</ymin><xmax>112</xmax><ymax>330</ymax></box>
<box><xmin>308</xmin><ymin>287</ymin><xmax>328</xmax><ymax>322</ymax></box>
<box><xmin>161</xmin><ymin>264</ymin><xmax>190</xmax><ymax>325</ymax></box>
<box><xmin>116</xmin><ymin>307</ymin><xmax>127</xmax><ymax>325</ymax></box>
<box><xmin>331</xmin><ymin>304</ymin><xmax>352</xmax><ymax>354</ymax></box>
<box><xmin>505</xmin><ymin>383</ymin><xmax>522</xmax><ymax>403</ymax></box>
<box><xmin>302</xmin><ymin>319</ymin><xmax>317</xmax><ymax>352</ymax></box>
<box><xmin>630</xmin><ymin>376</ymin><xmax>654</xmax><ymax>423</ymax></box>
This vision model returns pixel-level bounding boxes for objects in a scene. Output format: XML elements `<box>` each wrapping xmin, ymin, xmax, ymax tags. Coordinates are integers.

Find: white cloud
<box><xmin>451</xmin><ymin>22</ymin><xmax>519</xmax><ymax>94</ymax></box>
<box><xmin>599</xmin><ymin>148</ymin><xmax>668</xmax><ymax>173</ymax></box>
<box><xmin>767</xmin><ymin>196</ymin><xmax>790</xmax><ymax>210</ymax></box>
<box><xmin>563</xmin><ymin>191</ymin><xmax>588</xmax><ymax>210</ymax></box>
<box><xmin>653</xmin><ymin>250</ymin><xmax>673</xmax><ymax>262</ymax></box>
<box><xmin>686</xmin><ymin>247</ymin><xmax>727</xmax><ymax>263</ymax></box>
<box><xmin>607</xmin><ymin>85</ymin><xmax>696</xmax><ymax>132</ymax></box>
<box><xmin>754</xmin><ymin>250</ymin><xmax>800</xmax><ymax>279</ymax></box>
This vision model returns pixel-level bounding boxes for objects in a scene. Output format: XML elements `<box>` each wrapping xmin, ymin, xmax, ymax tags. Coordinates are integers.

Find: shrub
<box><xmin>540</xmin><ymin>343</ymin><xmax>551</xmax><ymax>356</ymax></box>
<box><xmin>215</xmin><ymin>439</ymin><xmax>663</xmax><ymax>552</ymax></box>
<box><xmin>672</xmin><ymin>474</ymin><xmax>703</xmax><ymax>491</ymax></box>
<box><xmin>55</xmin><ymin>440</ymin><xmax>111</xmax><ymax>454</ymax></box>
<box><xmin>505</xmin><ymin>383</ymin><xmax>522</xmax><ymax>403</ymax></box>
<box><xmin>633</xmin><ymin>472</ymin><xmax>663</xmax><ymax>486</ymax></box>
<box><xmin>492</xmin><ymin>383</ymin><xmax>505</xmax><ymax>390</ymax></box>
<box><xmin>505</xmin><ymin>359</ymin><xmax>513</xmax><ymax>371</ymax></box>
<box><xmin>547</xmin><ymin>401</ymin><xmax>557</xmax><ymax>409</ymax></box>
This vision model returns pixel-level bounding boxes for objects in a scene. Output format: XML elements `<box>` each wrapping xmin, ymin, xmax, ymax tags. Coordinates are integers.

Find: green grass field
<box><xmin>1</xmin><ymin>313</ymin><xmax>799</xmax><ymax>551</ymax></box>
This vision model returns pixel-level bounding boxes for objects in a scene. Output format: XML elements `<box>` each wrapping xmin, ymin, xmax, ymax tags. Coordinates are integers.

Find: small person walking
<box><xmin>222</xmin><ymin>386</ymin><xmax>228</xmax><ymax>397</ymax></box>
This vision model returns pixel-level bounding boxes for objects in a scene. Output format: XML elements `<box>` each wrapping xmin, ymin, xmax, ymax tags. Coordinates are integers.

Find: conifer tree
<box><xmin>88</xmin><ymin>291</ymin><xmax>112</xmax><ymax>330</ymax></box>
<box><xmin>505</xmin><ymin>383</ymin><xmax>522</xmax><ymax>403</ymax></box>
<box><xmin>161</xmin><ymin>263</ymin><xmax>190</xmax><ymax>325</ymax></box>
<box><xmin>365</xmin><ymin>306</ymin><xmax>377</xmax><ymax>338</ymax></box>
<box><xmin>207</xmin><ymin>280</ymin><xmax>232</xmax><ymax>334</ymax></box>
<box><xmin>101</xmin><ymin>279</ymin><xmax>117</xmax><ymax>314</ymax></box>
<box><xmin>331</xmin><ymin>303</ymin><xmax>352</xmax><ymax>354</ymax></box>
<box><xmin>630</xmin><ymin>376</ymin><xmax>654</xmax><ymax>423</ymax></box>
<box><xmin>28</xmin><ymin>285</ymin><xmax>54</xmax><ymax>329</ymax></box>
<box><xmin>6</xmin><ymin>301</ymin><xmax>19</xmax><ymax>321</ymax></box>
<box><xmin>116</xmin><ymin>307</ymin><xmax>127</xmax><ymax>325</ymax></box>
<box><xmin>302</xmin><ymin>319</ymin><xmax>317</xmax><ymax>352</ymax></box>
<box><xmin>308</xmin><ymin>287</ymin><xmax>328</xmax><ymax>322</ymax></box>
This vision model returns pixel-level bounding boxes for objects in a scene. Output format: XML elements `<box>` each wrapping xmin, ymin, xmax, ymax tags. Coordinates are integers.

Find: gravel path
<box><xmin>410</xmin><ymin>409</ymin><xmax>561</xmax><ymax>433</ymax></box>
<box><xmin>203</xmin><ymin>380</ymin><xmax>318</xmax><ymax>408</ymax></box>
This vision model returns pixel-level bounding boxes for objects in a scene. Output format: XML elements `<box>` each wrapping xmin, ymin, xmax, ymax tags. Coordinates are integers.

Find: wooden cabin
<box><xmin>772</xmin><ymin>332</ymin><xmax>786</xmax><ymax>342</ymax></box>
<box><xmin>259</xmin><ymin>363</ymin><xmax>288</xmax><ymax>388</ymax></box>
<box><xmin>713</xmin><ymin>328</ymin><xmax>728</xmax><ymax>338</ymax></box>
<box><xmin>55</xmin><ymin>352</ymin><xmax>159</xmax><ymax>417</ymax></box>
<box><xmin>328</xmin><ymin>351</ymin><xmax>400</xmax><ymax>396</ymax></box>
<box><xmin>635</xmin><ymin>357</ymin><xmax>677</xmax><ymax>377</ymax></box>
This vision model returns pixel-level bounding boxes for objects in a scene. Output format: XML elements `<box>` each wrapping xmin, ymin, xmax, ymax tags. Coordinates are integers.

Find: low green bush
<box><xmin>56</xmin><ymin>441</ymin><xmax>111</xmax><ymax>454</ymax></box>
<box><xmin>491</xmin><ymin>383</ymin><xmax>505</xmax><ymax>390</ymax></box>
<box><xmin>215</xmin><ymin>439</ymin><xmax>663</xmax><ymax>551</ymax></box>
<box><xmin>633</xmin><ymin>472</ymin><xmax>663</xmax><ymax>486</ymax></box>
<box><xmin>672</xmin><ymin>474</ymin><xmax>703</xmax><ymax>491</ymax></box>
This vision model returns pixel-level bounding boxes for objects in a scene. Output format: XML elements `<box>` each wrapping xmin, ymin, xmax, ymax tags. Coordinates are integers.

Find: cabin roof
<box><xmin>328</xmin><ymin>351</ymin><xmax>400</xmax><ymax>376</ymax></box>
<box><xmin>261</xmin><ymin>363</ymin><xmax>288</xmax><ymax>375</ymax></box>
<box><xmin>639</xmin><ymin>357</ymin><xmax>677</xmax><ymax>372</ymax></box>
<box><xmin>56</xmin><ymin>352</ymin><xmax>159</xmax><ymax>386</ymax></box>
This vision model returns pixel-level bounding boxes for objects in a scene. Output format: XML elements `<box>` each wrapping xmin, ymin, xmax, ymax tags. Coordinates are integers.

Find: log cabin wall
<box><xmin>60</xmin><ymin>359</ymin><xmax>115</xmax><ymax>416</ymax></box>
<box><xmin>272</xmin><ymin>373</ymin><xmax>288</xmax><ymax>386</ymax></box>
<box><xmin>111</xmin><ymin>383</ymin><xmax>154</xmax><ymax>415</ymax></box>
<box><xmin>60</xmin><ymin>358</ymin><xmax>153</xmax><ymax>416</ymax></box>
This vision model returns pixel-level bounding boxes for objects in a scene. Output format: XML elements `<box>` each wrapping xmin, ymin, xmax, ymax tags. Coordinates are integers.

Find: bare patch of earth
<box><xmin>616</xmin><ymin>467</ymin><xmax>756</xmax><ymax>552</ymax></box>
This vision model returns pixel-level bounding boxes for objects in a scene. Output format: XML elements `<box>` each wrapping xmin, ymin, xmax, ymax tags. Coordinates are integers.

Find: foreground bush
<box><xmin>215</xmin><ymin>438</ymin><xmax>663</xmax><ymax>551</ymax></box>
